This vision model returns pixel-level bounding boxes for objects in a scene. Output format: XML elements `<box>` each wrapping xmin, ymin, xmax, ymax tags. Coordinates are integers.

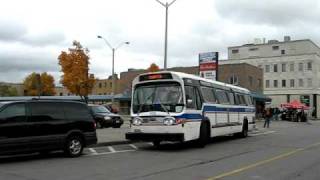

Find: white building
<box><xmin>227</xmin><ymin>36</ymin><xmax>320</xmax><ymax>118</ymax></box>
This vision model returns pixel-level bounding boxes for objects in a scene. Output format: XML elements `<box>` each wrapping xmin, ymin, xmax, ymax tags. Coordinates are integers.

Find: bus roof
<box><xmin>134</xmin><ymin>71</ymin><xmax>250</xmax><ymax>93</ymax></box>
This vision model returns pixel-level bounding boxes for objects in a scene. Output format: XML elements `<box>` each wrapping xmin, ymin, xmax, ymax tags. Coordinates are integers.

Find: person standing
<box><xmin>264</xmin><ymin>108</ymin><xmax>272</xmax><ymax>128</ymax></box>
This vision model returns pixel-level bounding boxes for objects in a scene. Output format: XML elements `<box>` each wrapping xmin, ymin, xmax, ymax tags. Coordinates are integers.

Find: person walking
<box><xmin>264</xmin><ymin>108</ymin><xmax>272</xmax><ymax>128</ymax></box>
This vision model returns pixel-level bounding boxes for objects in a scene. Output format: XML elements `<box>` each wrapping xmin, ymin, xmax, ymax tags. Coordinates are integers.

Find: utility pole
<box><xmin>155</xmin><ymin>0</ymin><xmax>177</xmax><ymax>70</ymax></box>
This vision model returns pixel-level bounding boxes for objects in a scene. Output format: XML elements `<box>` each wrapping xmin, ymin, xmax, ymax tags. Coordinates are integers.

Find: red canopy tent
<box><xmin>280</xmin><ymin>100</ymin><xmax>309</xmax><ymax>110</ymax></box>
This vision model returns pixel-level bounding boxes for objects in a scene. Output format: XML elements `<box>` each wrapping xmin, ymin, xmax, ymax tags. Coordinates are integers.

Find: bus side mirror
<box><xmin>187</xmin><ymin>99</ymin><xmax>193</xmax><ymax>107</ymax></box>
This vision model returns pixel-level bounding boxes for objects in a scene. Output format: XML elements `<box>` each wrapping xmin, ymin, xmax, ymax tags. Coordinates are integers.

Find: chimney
<box><xmin>284</xmin><ymin>36</ymin><xmax>291</xmax><ymax>42</ymax></box>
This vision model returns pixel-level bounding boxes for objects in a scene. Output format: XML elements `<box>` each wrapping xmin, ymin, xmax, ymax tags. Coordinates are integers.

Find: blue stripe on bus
<box><xmin>175</xmin><ymin>114</ymin><xmax>203</xmax><ymax>120</ymax></box>
<box><xmin>174</xmin><ymin>106</ymin><xmax>254</xmax><ymax>120</ymax></box>
<box><xmin>203</xmin><ymin>106</ymin><xmax>255</xmax><ymax>113</ymax></box>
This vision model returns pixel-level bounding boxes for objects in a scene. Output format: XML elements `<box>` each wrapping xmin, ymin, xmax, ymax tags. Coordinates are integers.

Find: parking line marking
<box><xmin>107</xmin><ymin>146</ymin><xmax>116</xmax><ymax>153</ymax></box>
<box><xmin>250</xmin><ymin>131</ymin><xmax>275</xmax><ymax>137</ymax></box>
<box><xmin>84</xmin><ymin>149</ymin><xmax>135</xmax><ymax>157</ymax></box>
<box><xmin>88</xmin><ymin>148</ymin><xmax>98</xmax><ymax>155</ymax></box>
<box><xmin>206</xmin><ymin>141</ymin><xmax>320</xmax><ymax>180</ymax></box>
<box><xmin>129</xmin><ymin>144</ymin><xmax>138</xmax><ymax>150</ymax></box>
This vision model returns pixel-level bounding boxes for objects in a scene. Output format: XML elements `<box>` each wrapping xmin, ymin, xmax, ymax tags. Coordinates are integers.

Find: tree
<box><xmin>0</xmin><ymin>85</ymin><xmax>18</xmax><ymax>96</ymax></box>
<box><xmin>58</xmin><ymin>41</ymin><xmax>95</xmax><ymax>102</ymax></box>
<box><xmin>23</xmin><ymin>72</ymin><xmax>56</xmax><ymax>96</ymax></box>
<box><xmin>147</xmin><ymin>63</ymin><xmax>160</xmax><ymax>72</ymax></box>
<box><xmin>40</xmin><ymin>72</ymin><xmax>56</xmax><ymax>96</ymax></box>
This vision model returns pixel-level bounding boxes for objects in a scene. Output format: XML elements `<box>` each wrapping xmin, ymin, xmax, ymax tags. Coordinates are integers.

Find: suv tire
<box><xmin>64</xmin><ymin>135</ymin><xmax>84</xmax><ymax>157</ymax></box>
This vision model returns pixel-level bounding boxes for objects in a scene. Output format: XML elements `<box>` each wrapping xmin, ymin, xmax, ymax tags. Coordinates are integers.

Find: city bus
<box><xmin>125</xmin><ymin>71</ymin><xmax>256</xmax><ymax>147</ymax></box>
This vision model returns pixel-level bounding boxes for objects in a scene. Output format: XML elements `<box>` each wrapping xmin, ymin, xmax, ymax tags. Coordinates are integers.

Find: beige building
<box><xmin>228</xmin><ymin>36</ymin><xmax>320</xmax><ymax>118</ymax></box>
<box><xmin>91</xmin><ymin>74</ymin><xmax>122</xmax><ymax>95</ymax></box>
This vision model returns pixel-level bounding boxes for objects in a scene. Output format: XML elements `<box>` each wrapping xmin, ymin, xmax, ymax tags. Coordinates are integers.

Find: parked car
<box><xmin>103</xmin><ymin>104</ymin><xmax>119</xmax><ymax>114</ymax></box>
<box><xmin>88</xmin><ymin>104</ymin><xmax>123</xmax><ymax>128</ymax></box>
<box><xmin>0</xmin><ymin>100</ymin><xmax>97</xmax><ymax>157</ymax></box>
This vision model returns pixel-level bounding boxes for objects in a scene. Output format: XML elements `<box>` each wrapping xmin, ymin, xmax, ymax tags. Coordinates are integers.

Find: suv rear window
<box><xmin>64</xmin><ymin>103</ymin><xmax>91</xmax><ymax>121</ymax></box>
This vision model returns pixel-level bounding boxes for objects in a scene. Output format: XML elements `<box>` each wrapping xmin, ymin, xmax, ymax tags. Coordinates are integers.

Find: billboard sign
<box><xmin>199</xmin><ymin>52</ymin><xmax>219</xmax><ymax>80</ymax></box>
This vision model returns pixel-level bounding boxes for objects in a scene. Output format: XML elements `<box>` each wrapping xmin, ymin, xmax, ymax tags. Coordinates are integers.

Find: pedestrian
<box><xmin>264</xmin><ymin>108</ymin><xmax>272</xmax><ymax>128</ymax></box>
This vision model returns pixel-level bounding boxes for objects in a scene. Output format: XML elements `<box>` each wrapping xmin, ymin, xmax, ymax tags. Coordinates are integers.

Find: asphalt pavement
<box><xmin>1</xmin><ymin>120</ymin><xmax>320</xmax><ymax>180</ymax></box>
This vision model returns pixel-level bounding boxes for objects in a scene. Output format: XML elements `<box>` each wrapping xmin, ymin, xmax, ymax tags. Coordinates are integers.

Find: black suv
<box><xmin>0</xmin><ymin>100</ymin><xmax>97</xmax><ymax>157</ymax></box>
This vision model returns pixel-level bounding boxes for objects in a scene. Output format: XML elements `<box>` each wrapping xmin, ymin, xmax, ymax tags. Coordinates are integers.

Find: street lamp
<box><xmin>97</xmin><ymin>35</ymin><xmax>129</xmax><ymax>104</ymax></box>
<box><xmin>155</xmin><ymin>0</ymin><xmax>177</xmax><ymax>70</ymax></box>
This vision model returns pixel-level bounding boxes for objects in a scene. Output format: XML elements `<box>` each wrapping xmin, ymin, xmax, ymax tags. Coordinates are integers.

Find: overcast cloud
<box><xmin>0</xmin><ymin>0</ymin><xmax>320</xmax><ymax>83</ymax></box>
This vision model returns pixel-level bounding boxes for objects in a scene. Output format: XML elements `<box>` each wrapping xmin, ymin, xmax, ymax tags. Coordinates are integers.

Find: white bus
<box><xmin>125</xmin><ymin>71</ymin><xmax>256</xmax><ymax>147</ymax></box>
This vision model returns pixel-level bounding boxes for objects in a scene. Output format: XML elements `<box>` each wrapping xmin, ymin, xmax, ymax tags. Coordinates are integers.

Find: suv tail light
<box><xmin>93</xmin><ymin>121</ymin><xmax>97</xmax><ymax>129</ymax></box>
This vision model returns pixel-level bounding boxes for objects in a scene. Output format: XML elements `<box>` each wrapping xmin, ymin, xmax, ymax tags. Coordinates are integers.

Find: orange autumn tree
<box><xmin>40</xmin><ymin>72</ymin><xmax>56</xmax><ymax>96</ymax></box>
<box><xmin>58</xmin><ymin>41</ymin><xmax>95</xmax><ymax>102</ymax></box>
<box><xmin>23</xmin><ymin>72</ymin><xmax>56</xmax><ymax>96</ymax></box>
<box><xmin>147</xmin><ymin>63</ymin><xmax>160</xmax><ymax>72</ymax></box>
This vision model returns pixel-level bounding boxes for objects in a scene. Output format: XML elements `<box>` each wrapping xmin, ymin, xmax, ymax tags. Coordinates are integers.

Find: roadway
<box><xmin>0</xmin><ymin>120</ymin><xmax>320</xmax><ymax>180</ymax></box>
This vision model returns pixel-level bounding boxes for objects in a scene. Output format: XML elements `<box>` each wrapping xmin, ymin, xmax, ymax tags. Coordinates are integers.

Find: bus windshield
<box><xmin>132</xmin><ymin>83</ymin><xmax>184</xmax><ymax>113</ymax></box>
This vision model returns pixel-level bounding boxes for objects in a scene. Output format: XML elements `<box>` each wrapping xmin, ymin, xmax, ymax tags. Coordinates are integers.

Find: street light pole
<box><xmin>155</xmin><ymin>0</ymin><xmax>177</xmax><ymax>70</ymax></box>
<box><xmin>97</xmin><ymin>35</ymin><xmax>129</xmax><ymax>105</ymax></box>
<box><xmin>112</xmin><ymin>48</ymin><xmax>115</xmax><ymax>104</ymax></box>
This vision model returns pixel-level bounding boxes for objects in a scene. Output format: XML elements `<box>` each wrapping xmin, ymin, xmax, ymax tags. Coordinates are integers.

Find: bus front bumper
<box><xmin>125</xmin><ymin>132</ymin><xmax>184</xmax><ymax>142</ymax></box>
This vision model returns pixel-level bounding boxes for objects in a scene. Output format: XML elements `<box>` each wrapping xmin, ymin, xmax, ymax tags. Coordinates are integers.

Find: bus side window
<box><xmin>228</xmin><ymin>91</ymin><xmax>235</xmax><ymax>105</ymax></box>
<box><xmin>234</xmin><ymin>94</ymin><xmax>240</xmax><ymax>105</ymax></box>
<box><xmin>215</xmin><ymin>89</ymin><xmax>230</xmax><ymax>104</ymax></box>
<box><xmin>185</xmin><ymin>86</ymin><xmax>196</xmax><ymax>109</ymax></box>
<box><xmin>200</xmin><ymin>87</ymin><xmax>216</xmax><ymax>103</ymax></box>
<box><xmin>195</xmin><ymin>88</ymin><xmax>203</xmax><ymax>110</ymax></box>
<box><xmin>239</xmin><ymin>94</ymin><xmax>246</xmax><ymax>105</ymax></box>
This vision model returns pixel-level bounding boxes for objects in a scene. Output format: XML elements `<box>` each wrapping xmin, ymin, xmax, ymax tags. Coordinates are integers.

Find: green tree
<box><xmin>0</xmin><ymin>85</ymin><xmax>18</xmax><ymax>96</ymax></box>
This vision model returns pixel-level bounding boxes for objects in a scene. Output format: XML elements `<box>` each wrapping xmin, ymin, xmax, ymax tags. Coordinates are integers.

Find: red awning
<box><xmin>281</xmin><ymin>100</ymin><xmax>309</xmax><ymax>110</ymax></box>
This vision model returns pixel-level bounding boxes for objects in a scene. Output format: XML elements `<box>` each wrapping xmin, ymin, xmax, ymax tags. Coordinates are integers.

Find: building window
<box><xmin>274</xmin><ymin>64</ymin><xmax>278</xmax><ymax>72</ymax></box>
<box><xmin>265</xmin><ymin>65</ymin><xmax>270</xmax><ymax>73</ymax></box>
<box><xmin>110</xmin><ymin>82</ymin><xmax>112</xmax><ymax>88</ymax></box>
<box><xmin>266</xmin><ymin>80</ymin><xmax>270</xmax><ymax>88</ymax></box>
<box><xmin>282</xmin><ymin>80</ymin><xmax>286</xmax><ymax>88</ymax></box>
<box><xmin>307</xmin><ymin>62</ymin><xmax>312</xmax><ymax>70</ymax></box>
<box><xmin>274</xmin><ymin>80</ymin><xmax>278</xmax><ymax>88</ymax></box>
<box><xmin>105</xmin><ymin>82</ymin><xmax>107</xmax><ymax>87</ymax></box>
<box><xmin>290</xmin><ymin>63</ymin><xmax>294</xmax><ymax>72</ymax></box>
<box><xmin>298</xmin><ymin>63</ymin><xmax>303</xmax><ymax>71</ymax></box>
<box><xmin>99</xmin><ymin>83</ymin><xmax>102</xmax><ymax>88</ymax></box>
<box><xmin>272</xmin><ymin>46</ymin><xmax>279</xmax><ymax>50</ymax></box>
<box><xmin>307</xmin><ymin>78</ymin><xmax>312</xmax><ymax>87</ymax></box>
<box><xmin>232</xmin><ymin>49</ymin><xmax>239</xmax><ymax>54</ymax></box>
<box><xmin>290</xmin><ymin>79</ymin><xmax>295</xmax><ymax>87</ymax></box>
<box><xmin>229</xmin><ymin>76</ymin><xmax>238</xmax><ymax>85</ymax></box>
<box><xmin>248</xmin><ymin>76</ymin><xmax>253</xmax><ymax>86</ymax></box>
<box><xmin>299</xmin><ymin>79</ymin><xmax>304</xmax><ymax>87</ymax></box>
<box><xmin>281</xmin><ymin>50</ymin><xmax>285</xmax><ymax>54</ymax></box>
<box><xmin>59</xmin><ymin>93</ymin><xmax>63</xmax><ymax>96</ymax></box>
<box><xmin>281</xmin><ymin>63</ymin><xmax>286</xmax><ymax>72</ymax></box>
<box><xmin>249</xmin><ymin>47</ymin><xmax>258</xmax><ymax>51</ymax></box>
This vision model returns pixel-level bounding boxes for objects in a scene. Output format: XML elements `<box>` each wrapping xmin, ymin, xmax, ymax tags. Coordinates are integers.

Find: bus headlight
<box><xmin>132</xmin><ymin>117</ymin><xmax>143</xmax><ymax>126</ymax></box>
<box><xmin>163</xmin><ymin>117</ymin><xmax>175</xmax><ymax>126</ymax></box>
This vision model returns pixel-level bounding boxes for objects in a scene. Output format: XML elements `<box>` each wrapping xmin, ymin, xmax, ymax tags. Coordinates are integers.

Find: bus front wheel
<box><xmin>196</xmin><ymin>121</ymin><xmax>209</xmax><ymax>148</ymax></box>
<box><xmin>152</xmin><ymin>140</ymin><xmax>161</xmax><ymax>148</ymax></box>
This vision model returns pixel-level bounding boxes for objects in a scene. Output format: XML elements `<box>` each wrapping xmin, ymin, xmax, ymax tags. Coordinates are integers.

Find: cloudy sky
<box><xmin>1</xmin><ymin>0</ymin><xmax>320</xmax><ymax>84</ymax></box>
